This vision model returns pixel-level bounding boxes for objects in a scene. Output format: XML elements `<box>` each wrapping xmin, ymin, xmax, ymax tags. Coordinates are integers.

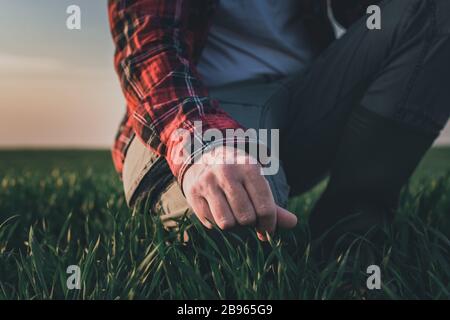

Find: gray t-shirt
<box><xmin>197</xmin><ymin>0</ymin><xmax>315</xmax><ymax>87</ymax></box>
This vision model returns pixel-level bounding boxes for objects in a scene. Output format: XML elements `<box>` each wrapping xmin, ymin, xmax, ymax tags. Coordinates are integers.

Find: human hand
<box><xmin>182</xmin><ymin>145</ymin><xmax>297</xmax><ymax>241</ymax></box>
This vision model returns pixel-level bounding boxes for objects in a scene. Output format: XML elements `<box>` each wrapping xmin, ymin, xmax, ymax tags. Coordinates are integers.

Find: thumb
<box><xmin>276</xmin><ymin>206</ymin><xmax>298</xmax><ymax>229</ymax></box>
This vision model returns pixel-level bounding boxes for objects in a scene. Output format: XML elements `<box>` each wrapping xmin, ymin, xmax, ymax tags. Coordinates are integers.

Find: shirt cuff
<box><xmin>165</xmin><ymin>113</ymin><xmax>246</xmax><ymax>188</ymax></box>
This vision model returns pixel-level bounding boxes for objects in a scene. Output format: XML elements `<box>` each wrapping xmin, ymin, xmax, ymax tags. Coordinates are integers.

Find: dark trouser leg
<box><xmin>281</xmin><ymin>0</ymin><xmax>450</xmax><ymax>246</ymax></box>
<box><xmin>309</xmin><ymin>107</ymin><xmax>437</xmax><ymax>250</ymax></box>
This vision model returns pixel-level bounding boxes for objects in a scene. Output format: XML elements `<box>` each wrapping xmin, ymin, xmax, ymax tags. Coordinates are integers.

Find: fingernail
<box><xmin>257</xmin><ymin>231</ymin><xmax>267</xmax><ymax>241</ymax></box>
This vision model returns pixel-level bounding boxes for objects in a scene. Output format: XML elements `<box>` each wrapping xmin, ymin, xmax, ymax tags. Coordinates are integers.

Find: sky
<box><xmin>0</xmin><ymin>0</ymin><xmax>448</xmax><ymax>148</ymax></box>
<box><xmin>0</xmin><ymin>0</ymin><xmax>123</xmax><ymax>148</ymax></box>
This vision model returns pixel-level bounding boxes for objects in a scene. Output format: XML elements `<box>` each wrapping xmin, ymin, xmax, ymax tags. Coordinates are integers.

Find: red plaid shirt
<box><xmin>108</xmin><ymin>0</ymin><xmax>243</xmax><ymax>182</ymax></box>
<box><xmin>108</xmin><ymin>0</ymin><xmax>372</xmax><ymax>183</ymax></box>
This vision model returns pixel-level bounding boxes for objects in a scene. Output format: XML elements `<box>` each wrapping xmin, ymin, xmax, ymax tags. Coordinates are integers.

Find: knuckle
<box><xmin>201</xmin><ymin>170</ymin><xmax>216</xmax><ymax>185</ymax></box>
<box><xmin>245</xmin><ymin>169</ymin><xmax>263</xmax><ymax>184</ymax></box>
<box><xmin>221</xmin><ymin>180</ymin><xmax>235</xmax><ymax>194</ymax></box>
<box><xmin>237</xmin><ymin>212</ymin><xmax>256</xmax><ymax>226</ymax></box>
<box><xmin>189</xmin><ymin>183</ymin><xmax>202</xmax><ymax>196</ymax></box>
<box><xmin>217</xmin><ymin>168</ymin><xmax>238</xmax><ymax>187</ymax></box>
<box><xmin>218</xmin><ymin>164</ymin><xmax>232</xmax><ymax>173</ymax></box>
<box><xmin>218</xmin><ymin>165</ymin><xmax>234</xmax><ymax>178</ymax></box>
<box><xmin>256</xmin><ymin>203</ymin><xmax>276</xmax><ymax>218</ymax></box>
<box><xmin>242</xmin><ymin>163</ymin><xmax>258</xmax><ymax>174</ymax></box>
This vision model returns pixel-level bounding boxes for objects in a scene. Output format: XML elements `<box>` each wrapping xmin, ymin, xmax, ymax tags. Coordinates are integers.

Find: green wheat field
<box><xmin>0</xmin><ymin>148</ymin><xmax>449</xmax><ymax>300</ymax></box>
